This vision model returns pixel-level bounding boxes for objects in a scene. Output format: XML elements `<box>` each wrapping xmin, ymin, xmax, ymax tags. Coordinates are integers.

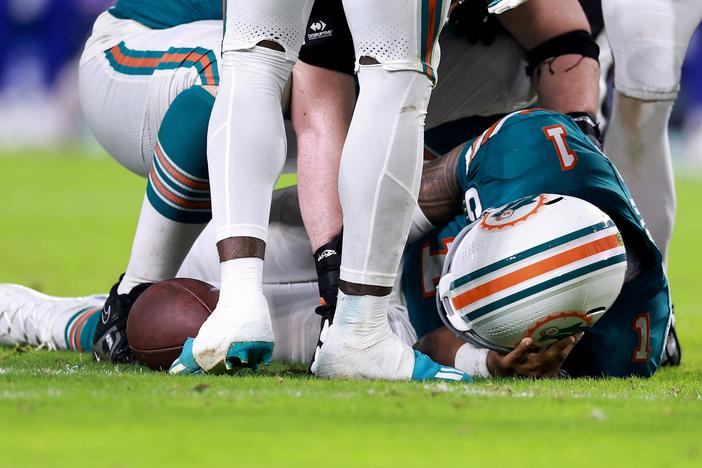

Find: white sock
<box><xmin>334</xmin><ymin>291</ymin><xmax>391</xmax><ymax>334</ymax></box>
<box><xmin>604</xmin><ymin>94</ymin><xmax>675</xmax><ymax>267</ymax></box>
<box><xmin>218</xmin><ymin>257</ymin><xmax>264</xmax><ymax>304</ymax></box>
<box><xmin>192</xmin><ymin>257</ymin><xmax>272</xmax><ymax>370</ymax></box>
<box><xmin>119</xmin><ymin>197</ymin><xmax>206</xmax><ymax>295</ymax></box>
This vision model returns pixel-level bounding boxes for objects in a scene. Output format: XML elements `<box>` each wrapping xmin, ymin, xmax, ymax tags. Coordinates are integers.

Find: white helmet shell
<box><xmin>437</xmin><ymin>194</ymin><xmax>627</xmax><ymax>351</ymax></box>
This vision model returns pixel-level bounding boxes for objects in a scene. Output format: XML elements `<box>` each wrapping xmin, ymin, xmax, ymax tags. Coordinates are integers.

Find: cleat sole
<box><xmin>225</xmin><ymin>341</ymin><xmax>274</xmax><ymax>370</ymax></box>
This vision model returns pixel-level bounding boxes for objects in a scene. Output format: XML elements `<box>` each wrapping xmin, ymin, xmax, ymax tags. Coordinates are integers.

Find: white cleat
<box><xmin>0</xmin><ymin>284</ymin><xmax>105</xmax><ymax>350</ymax></box>
<box><xmin>313</xmin><ymin>319</ymin><xmax>471</xmax><ymax>382</ymax></box>
<box><xmin>313</xmin><ymin>319</ymin><xmax>414</xmax><ymax>380</ymax></box>
<box><xmin>189</xmin><ymin>291</ymin><xmax>275</xmax><ymax>372</ymax></box>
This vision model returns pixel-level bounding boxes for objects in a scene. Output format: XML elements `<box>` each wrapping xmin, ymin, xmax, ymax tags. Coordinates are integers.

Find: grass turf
<box><xmin>1</xmin><ymin>150</ymin><xmax>701</xmax><ymax>467</ymax></box>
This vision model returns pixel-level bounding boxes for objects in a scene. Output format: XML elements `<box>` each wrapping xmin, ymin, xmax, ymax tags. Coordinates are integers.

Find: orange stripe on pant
<box><xmin>109</xmin><ymin>45</ymin><xmax>164</xmax><ymax>68</ymax></box>
<box><xmin>155</xmin><ymin>144</ymin><xmax>210</xmax><ymax>191</ymax></box>
<box><xmin>196</xmin><ymin>54</ymin><xmax>216</xmax><ymax>85</ymax></box>
<box><xmin>451</xmin><ymin>234</ymin><xmax>623</xmax><ymax>310</ymax></box>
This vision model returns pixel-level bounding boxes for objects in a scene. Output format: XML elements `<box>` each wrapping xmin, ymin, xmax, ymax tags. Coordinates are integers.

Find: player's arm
<box><xmin>497</xmin><ymin>0</ymin><xmax>600</xmax><ymax>117</ymax></box>
<box><xmin>414</xmin><ymin>326</ymin><xmax>581</xmax><ymax>378</ymax></box>
<box><xmin>416</xmin><ymin>144</ymin><xmax>465</xmax><ymax>227</ymax></box>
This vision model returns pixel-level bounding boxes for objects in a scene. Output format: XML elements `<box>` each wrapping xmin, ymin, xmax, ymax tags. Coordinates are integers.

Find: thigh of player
<box><xmin>603</xmin><ymin>0</ymin><xmax>702</xmax><ymax>100</ymax></box>
<box><xmin>342</xmin><ymin>0</ymin><xmax>450</xmax><ymax>81</ymax></box>
<box><xmin>222</xmin><ymin>0</ymin><xmax>315</xmax><ymax>58</ymax></box>
<box><xmin>79</xmin><ymin>16</ymin><xmax>222</xmax><ymax>177</ymax></box>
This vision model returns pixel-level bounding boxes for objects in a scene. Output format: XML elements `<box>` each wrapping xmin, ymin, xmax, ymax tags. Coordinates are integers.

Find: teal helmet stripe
<box><xmin>463</xmin><ymin>253</ymin><xmax>627</xmax><ymax>321</ymax></box>
<box><xmin>450</xmin><ymin>219</ymin><xmax>616</xmax><ymax>290</ymax></box>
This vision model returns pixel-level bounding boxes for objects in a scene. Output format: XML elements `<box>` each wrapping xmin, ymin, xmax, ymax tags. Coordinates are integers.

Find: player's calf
<box><xmin>118</xmin><ymin>86</ymin><xmax>215</xmax><ymax>296</ymax></box>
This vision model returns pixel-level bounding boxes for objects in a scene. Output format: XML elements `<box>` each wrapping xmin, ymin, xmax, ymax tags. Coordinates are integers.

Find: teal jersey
<box><xmin>404</xmin><ymin>109</ymin><xmax>671</xmax><ymax>377</ymax></box>
<box><xmin>110</xmin><ymin>0</ymin><xmax>223</xmax><ymax>29</ymax></box>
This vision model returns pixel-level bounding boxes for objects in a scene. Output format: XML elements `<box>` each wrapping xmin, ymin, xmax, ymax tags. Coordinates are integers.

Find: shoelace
<box><xmin>0</xmin><ymin>297</ymin><xmax>63</xmax><ymax>350</ymax></box>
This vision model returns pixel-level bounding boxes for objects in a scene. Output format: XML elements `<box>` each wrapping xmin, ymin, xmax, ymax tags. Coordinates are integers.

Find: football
<box><xmin>126</xmin><ymin>278</ymin><xmax>219</xmax><ymax>370</ymax></box>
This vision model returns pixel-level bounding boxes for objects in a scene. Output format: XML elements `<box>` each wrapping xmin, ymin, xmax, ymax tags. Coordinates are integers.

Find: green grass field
<box><xmin>1</xmin><ymin>149</ymin><xmax>701</xmax><ymax>467</ymax></box>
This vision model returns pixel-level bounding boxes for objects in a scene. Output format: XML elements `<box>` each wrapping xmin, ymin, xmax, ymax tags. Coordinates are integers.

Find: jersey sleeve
<box><xmin>298</xmin><ymin>0</ymin><xmax>355</xmax><ymax>75</ymax></box>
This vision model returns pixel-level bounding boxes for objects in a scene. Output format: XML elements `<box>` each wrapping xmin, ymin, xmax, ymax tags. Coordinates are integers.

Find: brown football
<box><xmin>126</xmin><ymin>278</ymin><xmax>219</xmax><ymax>371</ymax></box>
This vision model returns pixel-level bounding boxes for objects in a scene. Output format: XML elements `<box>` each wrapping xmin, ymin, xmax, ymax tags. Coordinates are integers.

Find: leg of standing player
<box><xmin>312</xmin><ymin>0</ymin><xmax>470</xmax><ymax>381</ymax></box>
<box><xmin>172</xmin><ymin>0</ymin><xmax>316</xmax><ymax>374</ymax></box>
<box><xmin>603</xmin><ymin>0</ymin><xmax>702</xmax><ymax>266</ymax></box>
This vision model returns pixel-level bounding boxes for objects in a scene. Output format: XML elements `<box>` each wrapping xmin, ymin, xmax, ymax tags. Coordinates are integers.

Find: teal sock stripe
<box><xmin>105</xmin><ymin>42</ymin><xmax>219</xmax><ymax>86</ymax></box>
<box><xmin>64</xmin><ymin>307</ymin><xmax>101</xmax><ymax>352</ymax></box>
<box><xmin>146</xmin><ymin>86</ymin><xmax>214</xmax><ymax>224</ymax></box>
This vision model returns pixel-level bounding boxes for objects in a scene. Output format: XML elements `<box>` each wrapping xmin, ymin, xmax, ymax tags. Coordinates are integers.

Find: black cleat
<box><xmin>92</xmin><ymin>276</ymin><xmax>152</xmax><ymax>364</ymax></box>
<box><xmin>660</xmin><ymin>316</ymin><xmax>682</xmax><ymax>367</ymax></box>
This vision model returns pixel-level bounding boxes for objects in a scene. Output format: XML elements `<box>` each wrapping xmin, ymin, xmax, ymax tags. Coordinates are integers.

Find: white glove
<box><xmin>487</xmin><ymin>0</ymin><xmax>530</xmax><ymax>15</ymax></box>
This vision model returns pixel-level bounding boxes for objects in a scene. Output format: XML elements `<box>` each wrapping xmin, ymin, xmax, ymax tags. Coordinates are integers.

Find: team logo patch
<box><xmin>525</xmin><ymin>311</ymin><xmax>593</xmax><ymax>347</ymax></box>
<box><xmin>480</xmin><ymin>194</ymin><xmax>546</xmax><ymax>231</ymax></box>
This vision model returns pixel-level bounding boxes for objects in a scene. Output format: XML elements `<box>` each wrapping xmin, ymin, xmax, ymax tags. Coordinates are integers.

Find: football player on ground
<box><xmin>601</xmin><ymin>0</ymin><xmax>702</xmax><ymax>366</ymax></box>
<box><xmin>0</xmin><ymin>109</ymin><xmax>671</xmax><ymax>378</ymax></box>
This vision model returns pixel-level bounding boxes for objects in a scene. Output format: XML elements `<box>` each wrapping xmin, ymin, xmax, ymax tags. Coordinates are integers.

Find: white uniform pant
<box><xmin>79</xmin><ymin>12</ymin><xmax>222</xmax><ymax>176</ymax></box>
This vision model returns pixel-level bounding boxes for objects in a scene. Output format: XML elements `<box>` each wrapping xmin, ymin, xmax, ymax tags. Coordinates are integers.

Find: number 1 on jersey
<box><xmin>543</xmin><ymin>124</ymin><xmax>578</xmax><ymax>171</ymax></box>
<box><xmin>632</xmin><ymin>313</ymin><xmax>651</xmax><ymax>362</ymax></box>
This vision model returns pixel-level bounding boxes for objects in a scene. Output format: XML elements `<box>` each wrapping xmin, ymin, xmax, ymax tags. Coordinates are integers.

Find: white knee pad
<box><xmin>603</xmin><ymin>0</ymin><xmax>702</xmax><ymax>101</ymax></box>
<box><xmin>222</xmin><ymin>0</ymin><xmax>314</xmax><ymax>61</ymax></box>
<box><xmin>207</xmin><ymin>46</ymin><xmax>293</xmax><ymax>242</ymax></box>
<box><xmin>339</xmin><ymin>67</ymin><xmax>433</xmax><ymax>287</ymax></box>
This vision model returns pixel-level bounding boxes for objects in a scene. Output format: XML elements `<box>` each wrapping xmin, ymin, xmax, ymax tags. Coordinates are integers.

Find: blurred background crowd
<box><xmin>0</xmin><ymin>0</ymin><xmax>701</xmax><ymax>165</ymax></box>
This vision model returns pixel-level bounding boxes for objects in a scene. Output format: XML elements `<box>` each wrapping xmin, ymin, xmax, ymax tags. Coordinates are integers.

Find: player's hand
<box><xmin>487</xmin><ymin>0</ymin><xmax>530</xmax><ymax>15</ymax></box>
<box><xmin>487</xmin><ymin>333</ymin><xmax>583</xmax><ymax>378</ymax></box>
<box><xmin>567</xmin><ymin>112</ymin><xmax>604</xmax><ymax>150</ymax></box>
<box><xmin>449</xmin><ymin>0</ymin><xmax>500</xmax><ymax>46</ymax></box>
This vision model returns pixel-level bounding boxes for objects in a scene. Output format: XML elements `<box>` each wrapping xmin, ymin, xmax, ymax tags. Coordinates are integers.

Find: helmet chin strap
<box><xmin>434</xmin><ymin>217</ymin><xmax>514</xmax><ymax>353</ymax></box>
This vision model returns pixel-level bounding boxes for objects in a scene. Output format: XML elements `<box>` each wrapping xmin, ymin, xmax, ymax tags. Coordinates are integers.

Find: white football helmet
<box><xmin>437</xmin><ymin>194</ymin><xmax>627</xmax><ymax>352</ymax></box>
